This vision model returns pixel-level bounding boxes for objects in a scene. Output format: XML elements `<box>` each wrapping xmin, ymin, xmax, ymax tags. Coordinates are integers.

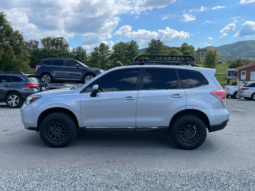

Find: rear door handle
<box><xmin>171</xmin><ymin>94</ymin><xmax>183</xmax><ymax>98</ymax></box>
<box><xmin>124</xmin><ymin>96</ymin><xmax>135</xmax><ymax>100</ymax></box>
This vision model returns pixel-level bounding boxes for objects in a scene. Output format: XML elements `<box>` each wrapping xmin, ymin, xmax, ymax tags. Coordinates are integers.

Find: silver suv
<box><xmin>240</xmin><ymin>82</ymin><xmax>255</xmax><ymax>101</ymax></box>
<box><xmin>21</xmin><ymin>55</ymin><xmax>229</xmax><ymax>150</ymax></box>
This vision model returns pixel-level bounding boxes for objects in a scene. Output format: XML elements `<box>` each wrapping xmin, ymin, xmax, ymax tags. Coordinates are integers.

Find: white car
<box><xmin>224</xmin><ymin>85</ymin><xmax>239</xmax><ymax>99</ymax></box>
<box><xmin>21</xmin><ymin>55</ymin><xmax>229</xmax><ymax>150</ymax></box>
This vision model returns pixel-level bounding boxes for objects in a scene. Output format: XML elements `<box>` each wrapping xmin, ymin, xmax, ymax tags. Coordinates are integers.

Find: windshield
<box><xmin>77</xmin><ymin>60</ymin><xmax>87</xmax><ymax>68</ymax></box>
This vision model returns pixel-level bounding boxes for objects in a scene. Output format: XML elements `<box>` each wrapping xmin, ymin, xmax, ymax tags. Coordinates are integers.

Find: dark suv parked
<box><xmin>35</xmin><ymin>58</ymin><xmax>104</xmax><ymax>84</ymax></box>
<box><xmin>0</xmin><ymin>72</ymin><xmax>46</xmax><ymax>108</ymax></box>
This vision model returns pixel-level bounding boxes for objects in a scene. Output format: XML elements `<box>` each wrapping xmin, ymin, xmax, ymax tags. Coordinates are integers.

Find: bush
<box><xmin>231</xmin><ymin>81</ymin><xmax>237</xmax><ymax>85</ymax></box>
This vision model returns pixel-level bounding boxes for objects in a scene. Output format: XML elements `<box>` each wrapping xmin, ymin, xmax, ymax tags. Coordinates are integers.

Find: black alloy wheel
<box><xmin>170</xmin><ymin>114</ymin><xmax>207</xmax><ymax>150</ymax></box>
<box><xmin>40</xmin><ymin>112</ymin><xmax>77</xmax><ymax>148</ymax></box>
<box><xmin>41</xmin><ymin>73</ymin><xmax>52</xmax><ymax>83</ymax></box>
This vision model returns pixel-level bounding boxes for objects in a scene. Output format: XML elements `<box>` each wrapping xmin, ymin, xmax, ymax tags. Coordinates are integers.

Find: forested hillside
<box><xmin>205</xmin><ymin>40</ymin><xmax>255</xmax><ymax>63</ymax></box>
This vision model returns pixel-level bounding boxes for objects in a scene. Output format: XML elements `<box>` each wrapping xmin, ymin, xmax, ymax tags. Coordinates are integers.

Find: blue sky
<box><xmin>1</xmin><ymin>0</ymin><xmax>255</xmax><ymax>51</ymax></box>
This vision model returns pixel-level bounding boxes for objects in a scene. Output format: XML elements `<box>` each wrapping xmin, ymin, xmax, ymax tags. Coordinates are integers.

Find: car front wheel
<box><xmin>39</xmin><ymin>112</ymin><xmax>77</xmax><ymax>148</ymax></box>
<box><xmin>6</xmin><ymin>92</ymin><xmax>23</xmax><ymax>108</ymax></box>
<box><xmin>170</xmin><ymin>114</ymin><xmax>207</xmax><ymax>150</ymax></box>
<box><xmin>251</xmin><ymin>93</ymin><xmax>255</xmax><ymax>101</ymax></box>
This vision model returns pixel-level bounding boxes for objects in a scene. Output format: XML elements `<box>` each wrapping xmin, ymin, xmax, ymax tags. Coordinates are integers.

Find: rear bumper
<box><xmin>240</xmin><ymin>92</ymin><xmax>251</xmax><ymax>98</ymax></box>
<box><xmin>209</xmin><ymin>120</ymin><xmax>228</xmax><ymax>132</ymax></box>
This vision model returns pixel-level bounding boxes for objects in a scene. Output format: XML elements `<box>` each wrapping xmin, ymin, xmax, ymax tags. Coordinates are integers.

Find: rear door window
<box><xmin>11</xmin><ymin>76</ymin><xmax>25</xmax><ymax>82</ymax></box>
<box><xmin>52</xmin><ymin>60</ymin><xmax>64</xmax><ymax>66</ymax></box>
<box><xmin>178</xmin><ymin>69</ymin><xmax>209</xmax><ymax>89</ymax></box>
<box><xmin>42</xmin><ymin>60</ymin><xmax>52</xmax><ymax>65</ymax></box>
<box><xmin>0</xmin><ymin>76</ymin><xmax>11</xmax><ymax>83</ymax></box>
<box><xmin>142</xmin><ymin>68</ymin><xmax>178</xmax><ymax>90</ymax></box>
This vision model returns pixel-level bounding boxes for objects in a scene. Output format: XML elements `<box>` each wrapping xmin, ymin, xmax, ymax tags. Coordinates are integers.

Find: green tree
<box><xmin>23</xmin><ymin>39</ymin><xmax>39</xmax><ymax>52</ymax></box>
<box><xmin>195</xmin><ymin>48</ymin><xmax>207</xmax><ymax>61</ymax></box>
<box><xmin>168</xmin><ymin>49</ymin><xmax>183</xmax><ymax>56</ymax></box>
<box><xmin>111</xmin><ymin>40</ymin><xmax>139</xmax><ymax>65</ymax></box>
<box><xmin>71</xmin><ymin>46</ymin><xmax>87</xmax><ymax>64</ymax></box>
<box><xmin>180</xmin><ymin>43</ymin><xmax>195</xmax><ymax>59</ymax></box>
<box><xmin>41</xmin><ymin>37</ymin><xmax>69</xmax><ymax>50</ymax></box>
<box><xmin>0</xmin><ymin>12</ymin><xmax>34</xmax><ymax>73</ymax></box>
<box><xmin>204</xmin><ymin>49</ymin><xmax>218</xmax><ymax>68</ymax></box>
<box><xmin>145</xmin><ymin>39</ymin><xmax>168</xmax><ymax>55</ymax></box>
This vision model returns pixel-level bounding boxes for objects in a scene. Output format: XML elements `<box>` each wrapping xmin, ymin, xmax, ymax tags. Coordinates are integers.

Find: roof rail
<box><xmin>126</xmin><ymin>55</ymin><xmax>199</xmax><ymax>67</ymax></box>
<box><xmin>132</xmin><ymin>55</ymin><xmax>195</xmax><ymax>63</ymax></box>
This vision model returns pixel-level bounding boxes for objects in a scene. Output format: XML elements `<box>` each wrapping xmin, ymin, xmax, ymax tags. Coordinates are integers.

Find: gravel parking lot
<box><xmin>0</xmin><ymin>99</ymin><xmax>255</xmax><ymax>190</ymax></box>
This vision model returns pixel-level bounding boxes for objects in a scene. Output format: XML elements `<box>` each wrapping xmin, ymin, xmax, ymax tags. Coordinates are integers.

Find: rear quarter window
<box><xmin>178</xmin><ymin>69</ymin><xmax>209</xmax><ymax>89</ymax></box>
<box><xmin>42</xmin><ymin>60</ymin><xmax>52</xmax><ymax>65</ymax></box>
<box><xmin>28</xmin><ymin>77</ymin><xmax>43</xmax><ymax>83</ymax></box>
<box><xmin>11</xmin><ymin>76</ymin><xmax>25</xmax><ymax>82</ymax></box>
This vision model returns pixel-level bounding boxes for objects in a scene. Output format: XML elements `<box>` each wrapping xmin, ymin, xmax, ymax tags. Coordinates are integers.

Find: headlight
<box><xmin>25</xmin><ymin>95</ymin><xmax>42</xmax><ymax>105</ymax></box>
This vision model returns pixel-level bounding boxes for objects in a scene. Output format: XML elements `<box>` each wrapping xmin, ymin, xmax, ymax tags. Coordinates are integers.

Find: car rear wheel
<box><xmin>39</xmin><ymin>112</ymin><xmax>77</xmax><ymax>148</ymax></box>
<box><xmin>84</xmin><ymin>74</ymin><xmax>95</xmax><ymax>83</ymax></box>
<box><xmin>251</xmin><ymin>93</ymin><xmax>255</xmax><ymax>101</ymax></box>
<box><xmin>6</xmin><ymin>92</ymin><xmax>23</xmax><ymax>108</ymax></box>
<box><xmin>41</xmin><ymin>73</ymin><xmax>52</xmax><ymax>83</ymax></box>
<box><xmin>231</xmin><ymin>91</ymin><xmax>240</xmax><ymax>99</ymax></box>
<box><xmin>170</xmin><ymin>114</ymin><xmax>207</xmax><ymax>150</ymax></box>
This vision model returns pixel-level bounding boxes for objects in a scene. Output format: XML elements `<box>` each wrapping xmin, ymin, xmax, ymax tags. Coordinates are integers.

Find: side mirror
<box><xmin>75</xmin><ymin>64</ymin><xmax>80</xmax><ymax>68</ymax></box>
<box><xmin>90</xmin><ymin>84</ymin><xmax>99</xmax><ymax>97</ymax></box>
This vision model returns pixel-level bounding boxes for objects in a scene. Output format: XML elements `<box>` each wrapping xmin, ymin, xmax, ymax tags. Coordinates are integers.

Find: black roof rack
<box><xmin>126</xmin><ymin>55</ymin><xmax>198</xmax><ymax>67</ymax></box>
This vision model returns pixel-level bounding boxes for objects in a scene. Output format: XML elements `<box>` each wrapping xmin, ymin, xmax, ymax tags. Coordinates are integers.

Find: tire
<box><xmin>251</xmin><ymin>93</ymin><xmax>255</xmax><ymax>101</ymax></box>
<box><xmin>233</xmin><ymin>92</ymin><xmax>240</xmax><ymax>99</ymax></box>
<box><xmin>5</xmin><ymin>92</ymin><xmax>23</xmax><ymax>108</ymax></box>
<box><xmin>41</xmin><ymin>73</ymin><xmax>52</xmax><ymax>83</ymax></box>
<box><xmin>170</xmin><ymin>114</ymin><xmax>207</xmax><ymax>150</ymax></box>
<box><xmin>39</xmin><ymin>112</ymin><xmax>77</xmax><ymax>148</ymax></box>
<box><xmin>84</xmin><ymin>74</ymin><xmax>95</xmax><ymax>83</ymax></box>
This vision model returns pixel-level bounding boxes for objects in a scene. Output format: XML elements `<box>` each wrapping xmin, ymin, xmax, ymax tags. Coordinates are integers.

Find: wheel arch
<box><xmin>169</xmin><ymin>109</ymin><xmax>210</xmax><ymax>130</ymax></box>
<box><xmin>37</xmin><ymin>107</ymin><xmax>79</xmax><ymax>131</ymax></box>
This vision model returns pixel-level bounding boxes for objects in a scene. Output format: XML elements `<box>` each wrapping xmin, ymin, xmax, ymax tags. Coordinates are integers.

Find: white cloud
<box><xmin>234</xmin><ymin>21</ymin><xmax>255</xmax><ymax>37</ymax></box>
<box><xmin>114</xmin><ymin>25</ymin><xmax>189</xmax><ymax>46</ymax></box>
<box><xmin>233</xmin><ymin>16</ymin><xmax>240</xmax><ymax>19</ymax></box>
<box><xmin>212</xmin><ymin>6</ymin><xmax>226</xmax><ymax>10</ymax></box>
<box><xmin>220</xmin><ymin>33</ymin><xmax>228</xmax><ymax>38</ymax></box>
<box><xmin>220</xmin><ymin>23</ymin><xmax>236</xmax><ymax>33</ymax></box>
<box><xmin>234</xmin><ymin>20</ymin><xmax>237</xmax><ymax>23</ymax></box>
<box><xmin>240</xmin><ymin>0</ymin><xmax>255</xmax><ymax>4</ymax></box>
<box><xmin>206</xmin><ymin>44</ymin><xmax>211</xmax><ymax>47</ymax></box>
<box><xmin>2</xmin><ymin>0</ymin><xmax>177</xmax><ymax>48</ymax></box>
<box><xmin>161</xmin><ymin>14</ymin><xmax>175</xmax><ymax>20</ymax></box>
<box><xmin>208</xmin><ymin>37</ymin><xmax>213</xmax><ymax>41</ymax></box>
<box><xmin>203</xmin><ymin>42</ymin><xmax>208</xmax><ymax>45</ymax></box>
<box><xmin>189</xmin><ymin>6</ymin><xmax>206</xmax><ymax>12</ymax></box>
<box><xmin>182</xmin><ymin>13</ymin><xmax>196</xmax><ymax>22</ymax></box>
<box><xmin>202</xmin><ymin>20</ymin><xmax>210</xmax><ymax>25</ymax></box>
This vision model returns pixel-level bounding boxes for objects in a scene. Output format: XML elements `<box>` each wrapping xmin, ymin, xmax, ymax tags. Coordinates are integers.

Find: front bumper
<box><xmin>209</xmin><ymin>120</ymin><xmax>228</xmax><ymax>132</ymax></box>
<box><xmin>21</xmin><ymin>104</ymin><xmax>38</xmax><ymax>130</ymax></box>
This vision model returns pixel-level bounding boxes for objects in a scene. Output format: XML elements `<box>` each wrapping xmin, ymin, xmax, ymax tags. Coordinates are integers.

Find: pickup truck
<box><xmin>224</xmin><ymin>85</ymin><xmax>239</xmax><ymax>99</ymax></box>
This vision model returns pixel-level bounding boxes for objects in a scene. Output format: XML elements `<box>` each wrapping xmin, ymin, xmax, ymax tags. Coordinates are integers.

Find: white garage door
<box><xmin>251</xmin><ymin>72</ymin><xmax>255</xmax><ymax>81</ymax></box>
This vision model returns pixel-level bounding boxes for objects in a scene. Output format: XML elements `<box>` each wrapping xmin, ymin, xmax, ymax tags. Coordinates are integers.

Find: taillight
<box><xmin>211</xmin><ymin>90</ymin><xmax>225</xmax><ymax>100</ymax></box>
<box><xmin>241</xmin><ymin>88</ymin><xmax>249</xmax><ymax>90</ymax></box>
<box><xmin>36</xmin><ymin>65</ymin><xmax>41</xmax><ymax>70</ymax></box>
<box><xmin>26</xmin><ymin>83</ymin><xmax>39</xmax><ymax>88</ymax></box>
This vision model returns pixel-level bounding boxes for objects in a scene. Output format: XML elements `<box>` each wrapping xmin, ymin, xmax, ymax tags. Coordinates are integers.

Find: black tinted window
<box><xmin>178</xmin><ymin>69</ymin><xmax>208</xmax><ymax>89</ymax></box>
<box><xmin>142</xmin><ymin>68</ymin><xmax>178</xmax><ymax>90</ymax></box>
<box><xmin>0</xmin><ymin>76</ymin><xmax>9</xmax><ymax>83</ymax></box>
<box><xmin>66</xmin><ymin>60</ymin><xmax>78</xmax><ymax>67</ymax></box>
<box><xmin>52</xmin><ymin>60</ymin><xmax>64</xmax><ymax>66</ymax></box>
<box><xmin>99</xmin><ymin>69</ymin><xmax>139</xmax><ymax>92</ymax></box>
<box><xmin>11</xmin><ymin>76</ymin><xmax>24</xmax><ymax>82</ymax></box>
<box><xmin>42</xmin><ymin>60</ymin><xmax>52</xmax><ymax>65</ymax></box>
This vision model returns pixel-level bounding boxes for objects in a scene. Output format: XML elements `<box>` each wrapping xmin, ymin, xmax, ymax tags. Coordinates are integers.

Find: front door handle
<box><xmin>171</xmin><ymin>94</ymin><xmax>183</xmax><ymax>98</ymax></box>
<box><xmin>124</xmin><ymin>96</ymin><xmax>135</xmax><ymax>100</ymax></box>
